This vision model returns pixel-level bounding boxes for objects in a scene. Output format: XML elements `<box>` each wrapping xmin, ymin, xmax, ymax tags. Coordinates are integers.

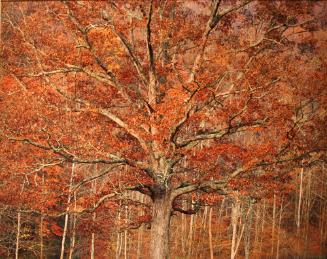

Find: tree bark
<box><xmin>150</xmin><ymin>193</ymin><xmax>172</xmax><ymax>259</ymax></box>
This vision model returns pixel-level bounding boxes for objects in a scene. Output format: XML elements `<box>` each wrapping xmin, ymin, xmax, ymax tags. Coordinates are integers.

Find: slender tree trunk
<box><xmin>208</xmin><ymin>207</ymin><xmax>214</xmax><ymax>259</ymax></box>
<box><xmin>319</xmin><ymin>163</ymin><xmax>326</xmax><ymax>258</ymax></box>
<box><xmin>116</xmin><ymin>205</ymin><xmax>122</xmax><ymax>259</ymax></box>
<box><xmin>136</xmin><ymin>227</ymin><xmax>143</xmax><ymax>259</ymax></box>
<box><xmin>40</xmin><ymin>173</ymin><xmax>45</xmax><ymax>259</ymax></box>
<box><xmin>320</xmin><ymin>203</ymin><xmax>326</xmax><ymax>258</ymax></box>
<box><xmin>91</xmin><ymin>226</ymin><xmax>95</xmax><ymax>259</ymax></box>
<box><xmin>150</xmin><ymin>194</ymin><xmax>172</xmax><ymax>259</ymax></box>
<box><xmin>181</xmin><ymin>208</ymin><xmax>186</xmax><ymax>256</ymax></box>
<box><xmin>271</xmin><ymin>194</ymin><xmax>276</xmax><ymax>256</ymax></box>
<box><xmin>297</xmin><ymin>167</ymin><xmax>304</xmax><ymax>230</ymax></box>
<box><xmin>244</xmin><ymin>202</ymin><xmax>253</xmax><ymax>259</ymax></box>
<box><xmin>254</xmin><ymin>204</ymin><xmax>260</xmax><ymax>250</ymax></box>
<box><xmin>217</xmin><ymin>198</ymin><xmax>225</xmax><ymax>248</ymax></box>
<box><xmin>60</xmin><ymin>163</ymin><xmax>75</xmax><ymax>259</ymax></box>
<box><xmin>276</xmin><ymin>199</ymin><xmax>283</xmax><ymax>259</ymax></box>
<box><xmin>69</xmin><ymin>192</ymin><xmax>77</xmax><ymax>259</ymax></box>
<box><xmin>91</xmin><ymin>205</ymin><xmax>96</xmax><ymax>259</ymax></box>
<box><xmin>304</xmin><ymin>169</ymin><xmax>312</xmax><ymax>259</ymax></box>
<box><xmin>231</xmin><ymin>201</ymin><xmax>238</xmax><ymax>259</ymax></box>
<box><xmin>195</xmin><ymin>206</ymin><xmax>208</xmax><ymax>259</ymax></box>
<box><xmin>181</xmin><ymin>166</ymin><xmax>187</xmax><ymax>257</ymax></box>
<box><xmin>124</xmin><ymin>205</ymin><xmax>128</xmax><ymax>259</ymax></box>
<box><xmin>214</xmin><ymin>198</ymin><xmax>225</xmax><ymax>256</ymax></box>
<box><xmin>231</xmin><ymin>199</ymin><xmax>244</xmax><ymax>259</ymax></box>
<box><xmin>203</xmin><ymin>206</ymin><xmax>208</xmax><ymax>230</ymax></box>
<box><xmin>136</xmin><ymin>194</ymin><xmax>144</xmax><ymax>259</ymax></box>
<box><xmin>61</xmin><ymin>200</ymin><xmax>70</xmax><ymax>258</ymax></box>
<box><xmin>40</xmin><ymin>213</ymin><xmax>44</xmax><ymax>259</ymax></box>
<box><xmin>91</xmin><ymin>179</ymin><xmax>97</xmax><ymax>259</ymax></box>
<box><xmin>187</xmin><ymin>199</ymin><xmax>195</xmax><ymax>259</ymax></box>
<box><xmin>295</xmin><ymin>167</ymin><xmax>304</xmax><ymax>258</ymax></box>
<box><xmin>15</xmin><ymin>210</ymin><xmax>21</xmax><ymax>259</ymax></box>
<box><xmin>259</xmin><ymin>201</ymin><xmax>266</xmax><ymax>255</ymax></box>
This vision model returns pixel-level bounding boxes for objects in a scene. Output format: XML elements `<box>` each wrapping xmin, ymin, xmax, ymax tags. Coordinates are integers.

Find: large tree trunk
<box><xmin>150</xmin><ymin>193</ymin><xmax>172</xmax><ymax>259</ymax></box>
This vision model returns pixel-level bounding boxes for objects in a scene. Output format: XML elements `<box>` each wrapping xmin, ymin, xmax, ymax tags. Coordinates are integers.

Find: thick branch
<box><xmin>146</xmin><ymin>0</ymin><xmax>158</xmax><ymax>105</ymax></box>
<box><xmin>172</xmin><ymin>201</ymin><xmax>201</xmax><ymax>215</ymax></box>
<box><xmin>171</xmin><ymin>180</ymin><xmax>227</xmax><ymax>200</ymax></box>
<box><xmin>97</xmin><ymin>108</ymin><xmax>149</xmax><ymax>152</ymax></box>
<box><xmin>175</xmin><ymin>118</ymin><xmax>267</xmax><ymax>148</ymax></box>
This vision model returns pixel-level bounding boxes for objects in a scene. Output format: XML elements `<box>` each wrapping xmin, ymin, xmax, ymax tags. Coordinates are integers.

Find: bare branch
<box><xmin>219</xmin><ymin>0</ymin><xmax>252</xmax><ymax>19</ymax></box>
<box><xmin>111</xmin><ymin>28</ymin><xmax>149</xmax><ymax>86</ymax></box>
<box><xmin>63</xmin><ymin>2</ymin><xmax>133</xmax><ymax>103</ymax></box>
<box><xmin>26</xmin><ymin>159</ymin><xmax>65</xmax><ymax>175</ymax></box>
<box><xmin>175</xmin><ymin>118</ymin><xmax>267</xmax><ymax>148</ymax></box>
<box><xmin>171</xmin><ymin>77</ymin><xmax>280</xmax><ymax>149</ymax></box>
<box><xmin>188</xmin><ymin>0</ymin><xmax>252</xmax><ymax>82</ymax></box>
<box><xmin>1</xmin><ymin>132</ymin><xmax>129</xmax><ymax>166</ymax></box>
<box><xmin>88</xmin><ymin>193</ymin><xmax>119</xmax><ymax>212</ymax></box>
<box><xmin>170</xmin><ymin>105</ymin><xmax>198</xmax><ymax>146</ymax></box>
<box><xmin>72</xmin><ymin>165</ymin><xmax>120</xmax><ymax>192</ymax></box>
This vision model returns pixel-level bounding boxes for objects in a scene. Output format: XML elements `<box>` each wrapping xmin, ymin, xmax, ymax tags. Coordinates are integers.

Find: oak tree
<box><xmin>1</xmin><ymin>1</ymin><xmax>326</xmax><ymax>258</ymax></box>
